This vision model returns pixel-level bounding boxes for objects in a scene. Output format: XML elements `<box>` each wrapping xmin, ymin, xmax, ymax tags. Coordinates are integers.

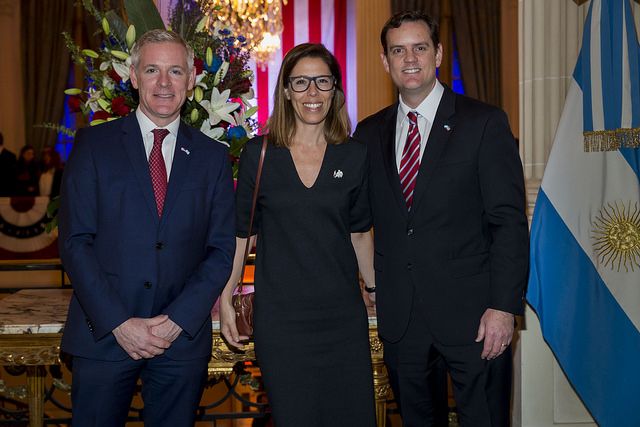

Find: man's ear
<box><xmin>435</xmin><ymin>43</ymin><xmax>443</xmax><ymax>68</ymax></box>
<box><xmin>130</xmin><ymin>64</ymin><xmax>139</xmax><ymax>89</ymax></box>
<box><xmin>381</xmin><ymin>51</ymin><xmax>390</xmax><ymax>74</ymax></box>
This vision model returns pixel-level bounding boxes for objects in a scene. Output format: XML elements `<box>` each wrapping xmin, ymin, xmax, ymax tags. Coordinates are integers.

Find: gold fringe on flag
<box><xmin>584</xmin><ymin>127</ymin><xmax>640</xmax><ymax>152</ymax></box>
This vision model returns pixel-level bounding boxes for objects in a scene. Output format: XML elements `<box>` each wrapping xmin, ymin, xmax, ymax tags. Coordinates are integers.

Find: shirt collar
<box><xmin>398</xmin><ymin>80</ymin><xmax>444</xmax><ymax>124</ymax></box>
<box><xmin>135</xmin><ymin>109</ymin><xmax>181</xmax><ymax>137</ymax></box>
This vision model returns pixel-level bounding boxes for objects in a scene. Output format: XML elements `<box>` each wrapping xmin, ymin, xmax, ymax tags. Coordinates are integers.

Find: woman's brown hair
<box><xmin>266</xmin><ymin>43</ymin><xmax>350</xmax><ymax>147</ymax></box>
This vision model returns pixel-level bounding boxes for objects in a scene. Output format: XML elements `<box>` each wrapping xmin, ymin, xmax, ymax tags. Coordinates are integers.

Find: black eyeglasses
<box><xmin>288</xmin><ymin>75</ymin><xmax>336</xmax><ymax>92</ymax></box>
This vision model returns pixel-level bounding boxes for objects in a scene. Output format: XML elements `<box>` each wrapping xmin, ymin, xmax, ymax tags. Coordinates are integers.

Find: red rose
<box><xmin>194</xmin><ymin>57</ymin><xmax>204</xmax><ymax>75</ymax></box>
<box><xmin>108</xmin><ymin>67</ymin><xmax>122</xmax><ymax>84</ymax></box>
<box><xmin>67</xmin><ymin>95</ymin><xmax>82</xmax><ymax>113</ymax></box>
<box><xmin>237</xmin><ymin>79</ymin><xmax>252</xmax><ymax>94</ymax></box>
<box><xmin>92</xmin><ymin>110</ymin><xmax>112</xmax><ymax>121</ymax></box>
<box><xmin>111</xmin><ymin>96</ymin><xmax>131</xmax><ymax>116</ymax></box>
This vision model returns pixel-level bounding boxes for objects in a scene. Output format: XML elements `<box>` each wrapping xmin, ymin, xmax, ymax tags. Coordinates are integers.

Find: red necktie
<box><xmin>399</xmin><ymin>112</ymin><xmax>421</xmax><ymax>209</ymax></box>
<box><xmin>150</xmin><ymin>128</ymin><xmax>169</xmax><ymax>217</ymax></box>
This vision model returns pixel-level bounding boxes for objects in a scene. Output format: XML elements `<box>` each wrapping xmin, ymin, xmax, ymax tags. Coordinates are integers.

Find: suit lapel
<box><xmin>409</xmin><ymin>87</ymin><xmax>456</xmax><ymax>216</ymax></box>
<box><xmin>380</xmin><ymin>104</ymin><xmax>409</xmax><ymax>219</ymax></box>
<box><xmin>121</xmin><ymin>115</ymin><xmax>160</xmax><ymax>224</ymax></box>
<box><xmin>160</xmin><ymin>121</ymin><xmax>192</xmax><ymax>228</ymax></box>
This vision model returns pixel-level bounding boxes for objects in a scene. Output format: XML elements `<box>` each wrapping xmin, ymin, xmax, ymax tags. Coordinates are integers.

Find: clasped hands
<box><xmin>113</xmin><ymin>315</ymin><xmax>182</xmax><ymax>360</ymax></box>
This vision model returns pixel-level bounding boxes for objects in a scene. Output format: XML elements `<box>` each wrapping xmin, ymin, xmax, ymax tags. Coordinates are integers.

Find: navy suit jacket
<box><xmin>59</xmin><ymin>113</ymin><xmax>235</xmax><ymax>361</ymax></box>
<box><xmin>354</xmin><ymin>87</ymin><xmax>529</xmax><ymax>345</ymax></box>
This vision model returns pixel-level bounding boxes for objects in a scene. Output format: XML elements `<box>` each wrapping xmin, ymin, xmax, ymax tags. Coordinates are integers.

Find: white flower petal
<box><xmin>113</xmin><ymin>61</ymin><xmax>130</xmax><ymax>82</ymax></box>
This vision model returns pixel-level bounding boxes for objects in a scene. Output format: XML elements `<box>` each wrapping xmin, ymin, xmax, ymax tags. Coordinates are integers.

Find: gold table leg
<box><xmin>26</xmin><ymin>366</ymin><xmax>46</xmax><ymax>427</ymax></box>
<box><xmin>370</xmin><ymin>331</ymin><xmax>390</xmax><ymax>427</ymax></box>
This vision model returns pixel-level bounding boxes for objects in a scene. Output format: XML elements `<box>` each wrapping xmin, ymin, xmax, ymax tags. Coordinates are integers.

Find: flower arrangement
<box><xmin>62</xmin><ymin>0</ymin><xmax>259</xmax><ymax>175</ymax></box>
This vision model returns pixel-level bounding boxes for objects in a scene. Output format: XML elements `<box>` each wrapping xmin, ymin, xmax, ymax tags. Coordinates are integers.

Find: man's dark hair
<box><xmin>380</xmin><ymin>11</ymin><xmax>440</xmax><ymax>54</ymax></box>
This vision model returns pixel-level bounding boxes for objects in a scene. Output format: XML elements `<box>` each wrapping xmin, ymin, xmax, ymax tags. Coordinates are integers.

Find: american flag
<box><xmin>251</xmin><ymin>0</ymin><xmax>358</xmax><ymax>127</ymax></box>
<box><xmin>158</xmin><ymin>0</ymin><xmax>358</xmax><ymax>128</ymax></box>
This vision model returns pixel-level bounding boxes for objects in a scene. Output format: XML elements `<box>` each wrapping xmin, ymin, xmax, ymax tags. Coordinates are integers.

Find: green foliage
<box><xmin>123</xmin><ymin>0</ymin><xmax>166</xmax><ymax>36</ymax></box>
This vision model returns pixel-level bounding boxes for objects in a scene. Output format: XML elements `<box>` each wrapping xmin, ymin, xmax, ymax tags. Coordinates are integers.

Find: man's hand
<box><xmin>475</xmin><ymin>308</ymin><xmax>514</xmax><ymax>360</ymax></box>
<box><xmin>150</xmin><ymin>317</ymin><xmax>183</xmax><ymax>343</ymax></box>
<box><xmin>112</xmin><ymin>315</ymin><xmax>172</xmax><ymax>360</ymax></box>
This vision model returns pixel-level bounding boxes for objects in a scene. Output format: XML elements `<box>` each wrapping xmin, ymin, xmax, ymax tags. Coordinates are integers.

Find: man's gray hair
<box><xmin>130</xmin><ymin>29</ymin><xmax>194</xmax><ymax>72</ymax></box>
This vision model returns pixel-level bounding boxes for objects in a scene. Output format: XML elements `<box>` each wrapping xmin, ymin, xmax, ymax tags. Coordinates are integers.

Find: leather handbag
<box><xmin>232</xmin><ymin>136</ymin><xmax>268</xmax><ymax>337</ymax></box>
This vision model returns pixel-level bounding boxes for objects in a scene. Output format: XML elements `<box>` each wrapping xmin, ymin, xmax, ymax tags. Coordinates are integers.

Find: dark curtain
<box><xmin>21</xmin><ymin>0</ymin><xmax>74</xmax><ymax>154</ymax></box>
<box><xmin>390</xmin><ymin>0</ymin><xmax>502</xmax><ymax>106</ymax></box>
<box><xmin>451</xmin><ymin>0</ymin><xmax>501</xmax><ymax>106</ymax></box>
<box><xmin>392</xmin><ymin>0</ymin><xmax>440</xmax><ymax>17</ymax></box>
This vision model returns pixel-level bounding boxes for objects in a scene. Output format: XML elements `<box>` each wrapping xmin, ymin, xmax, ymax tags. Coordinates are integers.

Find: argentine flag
<box><xmin>527</xmin><ymin>0</ymin><xmax>640</xmax><ymax>426</ymax></box>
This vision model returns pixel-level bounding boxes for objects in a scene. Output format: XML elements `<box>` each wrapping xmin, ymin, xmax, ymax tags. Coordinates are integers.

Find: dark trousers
<box><xmin>71</xmin><ymin>354</ymin><xmax>208</xmax><ymax>427</ymax></box>
<box><xmin>383</xmin><ymin>303</ymin><xmax>512</xmax><ymax>427</ymax></box>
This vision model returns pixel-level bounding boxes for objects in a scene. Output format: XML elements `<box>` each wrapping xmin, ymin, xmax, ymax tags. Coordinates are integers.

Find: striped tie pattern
<box><xmin>399</xmin><ymin>111</ymin><xmax>421</xmax><ymax>209</ymax></box>
<box><xmin>149</xmin><ymin>128</ymin><xmax>169</xmax><ymax>217</ymax></box>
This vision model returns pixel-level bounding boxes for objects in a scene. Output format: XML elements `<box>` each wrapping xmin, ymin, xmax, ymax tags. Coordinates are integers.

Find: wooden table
<box><xmin>0</xmin><ymin>289</ymin><xmax>390</xmax><ymax>427</ymax></box>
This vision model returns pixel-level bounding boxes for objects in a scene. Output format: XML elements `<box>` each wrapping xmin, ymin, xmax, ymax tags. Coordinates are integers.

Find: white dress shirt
<box><xmin>135</xmin><ymin>109</ymin><xmax>180</xmax><ymax>179</ymax></box>
<box><xmin>394</xmin><ymin>80</ymin><xmax>445</xmax><ymax>171</ymax></box>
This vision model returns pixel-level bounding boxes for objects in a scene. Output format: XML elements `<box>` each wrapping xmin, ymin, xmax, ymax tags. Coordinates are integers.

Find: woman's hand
<box><xmin>220</xmin><ymin>296</ymin><xmax>250</xmax><ymax>349</ymax></box>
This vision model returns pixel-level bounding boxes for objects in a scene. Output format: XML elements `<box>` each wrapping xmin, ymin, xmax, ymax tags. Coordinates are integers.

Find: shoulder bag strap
<box><xmin>237</xmin><ymin>135</ymin><xmax>268</xmax><ymax>292</ymax></box>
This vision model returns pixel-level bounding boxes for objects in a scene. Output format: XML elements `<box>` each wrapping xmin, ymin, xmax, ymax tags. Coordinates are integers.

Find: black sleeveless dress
<box><xmin>235</xmin><ymin>136</ymin><xmax>376</xmax><ymax>427</ymax></box>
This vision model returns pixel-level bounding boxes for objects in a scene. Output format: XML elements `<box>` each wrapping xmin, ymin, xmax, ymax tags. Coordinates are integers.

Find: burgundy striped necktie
<box><xmin>149</xmin><ymin>128</ymin><xmax>169</xmax><ymax>216</ymax></box>
<box><xmin>399</xmin><ymin>111</ymin><xmax>421</xmax><ymax>209</ymax></box>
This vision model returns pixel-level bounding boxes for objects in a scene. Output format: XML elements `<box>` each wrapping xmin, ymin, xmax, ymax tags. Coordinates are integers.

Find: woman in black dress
<box><xmin>220</xmin><ymin>43</ymin><xmax>376</xmax><ymax>427</ymax></box>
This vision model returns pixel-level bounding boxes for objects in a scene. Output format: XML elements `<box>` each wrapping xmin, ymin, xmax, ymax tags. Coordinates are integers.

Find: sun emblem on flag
<box><xmin>592</xmin><ymin>201</ymin><xmax>640</xmax><ymax>272</ymax></box>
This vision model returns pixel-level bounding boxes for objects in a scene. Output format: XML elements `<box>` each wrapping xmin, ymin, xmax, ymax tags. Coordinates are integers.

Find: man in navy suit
<box><xmin>58</xmin><ymin>29</ymin><xmax>235</xmax><ymax>426</ymax></box>
<box><xmin>354</xmin><ymin>11</ymin><xmax>528</xmax><ymax>427</ymax></box>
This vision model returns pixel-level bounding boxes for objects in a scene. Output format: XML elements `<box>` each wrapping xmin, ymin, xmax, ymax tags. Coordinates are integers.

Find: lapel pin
<box><xmin>333</xmin><ymin>170</ymin><xmax>343</xmax><ymax>179</ymax></box>
<box><xmin>443</xmin><ymin>124</ymin><xmax>451</xmax><ymax>131</ymax></box>
<box><xmin>181</xmin><ymin>147</ymin><xmax>190</xmax><ymax>155</ymax></box>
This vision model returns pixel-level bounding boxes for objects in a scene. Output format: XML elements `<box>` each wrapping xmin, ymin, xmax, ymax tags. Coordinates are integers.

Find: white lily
<box><xmin>112</xmin><ymin>56</ymin><xmax>132</xmax><ymax>82</ymax></box>
<box><xmin>199</xmin><ymin>88</ymin><xmax>240</xmax><ymax>126</ymax></box>
<box><xmin>85</xmin><ymin>88</ymin><xmax>103</xmax><ymax>112</ymax></box>
<box><xmin>187</xmin><ymin>71</ymin><xmax>209</xmax><ymax>101</ymax></box>
<box><xmin>199</xmin><ymin>121</ymin><xmax>226</xmax><ymax>144</ymax></box>
<box><xmin>240</xmin><ymin>88</ymin><xmax>255</xmax><ymax>108</ymax></box>
<box><xmin>102</xmin><ymin>76</ymin><xmax>115</xmax><ymax>91</ymax></box>
<box><xmin>233</xmin><ymin>106</ymin><xmax>257</xmax><ymax>136</ymax></box>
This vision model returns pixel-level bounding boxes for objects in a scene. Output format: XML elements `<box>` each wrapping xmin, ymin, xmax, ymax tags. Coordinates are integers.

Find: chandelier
<box><xmin>198</xmin><ymin>0</ymin><xmax>287</xmax><ymax>65</ymax></box>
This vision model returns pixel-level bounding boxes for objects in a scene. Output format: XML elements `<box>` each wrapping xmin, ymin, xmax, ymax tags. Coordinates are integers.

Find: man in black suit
<box><xmin>0</xmin><ymin>132</ymin><xmax>17</xmax><ymax>196</ymax></box>
<box><xmin>354</xmin><ymin>11</ymin><xmax>529</xmax><ymax>427</ymax></box>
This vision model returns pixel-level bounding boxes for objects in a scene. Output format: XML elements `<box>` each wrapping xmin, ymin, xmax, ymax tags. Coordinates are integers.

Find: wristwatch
<box><xmin>363</xmin><ymin>285</ymin><xmax>376</xmax><ymax>293</ymax></box>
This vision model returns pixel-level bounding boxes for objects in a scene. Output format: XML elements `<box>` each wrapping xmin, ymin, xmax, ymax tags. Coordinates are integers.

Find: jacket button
<box><xmin>407</xmin><ymin>228</ymin><xmax>414</xmax><ymax>236</ymax></box>
<box><xmin>144</xmin><ymin>281</ymin><xmax>152</xmax><ymax>289</ymax></box>
<box><xmin>156</xmin><ymin>242</ymin><xmax>164</xmax><ymax>250</ymax></box>
<box><xmin>407</xmin><ymin>263</ymin><xmax>413</xmax><ymax>271</ymax></box>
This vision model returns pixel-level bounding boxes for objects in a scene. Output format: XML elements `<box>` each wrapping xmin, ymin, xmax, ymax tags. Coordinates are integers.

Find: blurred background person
<box><xmin>15</xmin><ymin>145</ymin><xmax>39</xmax><ymax>196</ymax></box>
<box><xmin>0</xmin><ymin>132</ymin><xmax>17</xmax><ymax>196</ymax></box>
<box><xmin>39</xmin><ymin>147</ymin><xmax>64</xmax><ymax>198</ymax></box>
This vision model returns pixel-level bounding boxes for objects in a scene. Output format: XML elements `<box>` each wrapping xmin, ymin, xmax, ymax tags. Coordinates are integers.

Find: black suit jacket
<box><xmin>354</xmin><ymin>87</ymin><xmax>529</xmax><ymax>345</ymax></box>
